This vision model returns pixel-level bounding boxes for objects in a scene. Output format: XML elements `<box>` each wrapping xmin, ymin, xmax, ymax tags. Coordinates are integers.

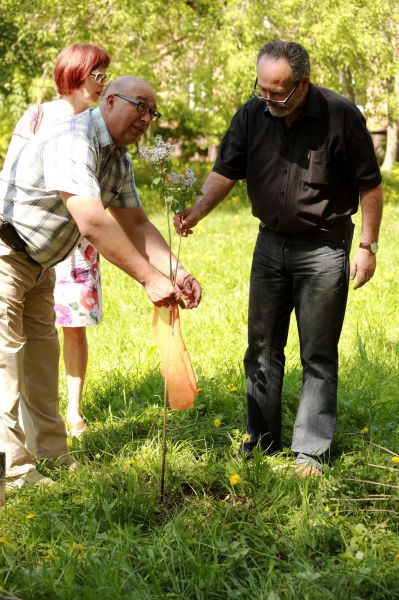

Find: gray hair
<box><xmin>257</xmin><ymin>40</ymin><xmax>310</xmax><ymax>82</ymax></box>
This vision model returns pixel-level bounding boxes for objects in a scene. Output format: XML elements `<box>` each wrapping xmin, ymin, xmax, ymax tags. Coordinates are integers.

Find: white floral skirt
<box><xmin>54</xmin><ymin>239</ymin><xmax>102</xmax><ymax>327</ymax></box>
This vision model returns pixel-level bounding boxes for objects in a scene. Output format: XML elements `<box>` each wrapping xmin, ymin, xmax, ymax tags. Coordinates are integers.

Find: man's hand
<box><xmin>173</xmin><ymin>172</ymin><xmax>237</xmax><ymax>237</ymax></box>
<box><xmin>350</xmin><ymin>249</ymin><xmax>376</xmax><ymax>289</ymax></box>
<box><xmin>173</xmin><ymin>208</ymin><xmax>202</xmax><ymax>237</ymax></box>
<box><xmin>175</xmin><ymin>271</ymin><xmax>202</xmax><ymax>308</ymax></box>
<box><xmin>144</xmin><ymin>271</ymin><xmax>181</xmax><ymax>307</ymax></box>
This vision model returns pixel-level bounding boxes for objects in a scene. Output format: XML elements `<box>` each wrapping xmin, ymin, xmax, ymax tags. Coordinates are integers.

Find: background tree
<box><xmin>0</xmin><ymin>0</ymin><xmax>398</xmax><ymax>170</ymax></box>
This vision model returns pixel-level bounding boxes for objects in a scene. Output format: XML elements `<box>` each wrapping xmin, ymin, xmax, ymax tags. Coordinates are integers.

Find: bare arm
<box><xmin>110</xmin><ymin>205</ymin><xmax>201</xmax><ymax>308</ymax></box>
<box><xmin>110</xmin><ymin>205</ymin><xmax>181</xmax><ymax>278</ymax></box>
<box><xmin>174</xmin><ymin>171</ymin><xmax>237</xmax><ymax>236</ymax></box>
<box><xmin>60</xmin><ymin>192</ymin><xmax>178</xmax><ymax>306</ymax></box>
<box><xmin>350</xmin><ymin>183</ymin><xmax>383</xmax><ymax>289</ymax></box>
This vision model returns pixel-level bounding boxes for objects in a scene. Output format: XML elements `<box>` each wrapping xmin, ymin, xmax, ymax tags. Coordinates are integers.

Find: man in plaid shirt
<box><xmin>0</xmin><ymin>75</ymin><xmax>201</xmax><ymax>489</ymax></box>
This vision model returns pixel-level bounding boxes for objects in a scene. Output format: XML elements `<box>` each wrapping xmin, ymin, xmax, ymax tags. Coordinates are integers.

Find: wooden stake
<box><xmin>0</xmin><ymin>452</ymin><xmax>5</xmax><ymax>508</ymax></box>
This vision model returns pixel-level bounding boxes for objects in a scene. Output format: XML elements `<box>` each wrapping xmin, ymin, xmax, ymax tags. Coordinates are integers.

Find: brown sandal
<box><xmin>67</xmin><ymin>420</ymin><xmax>88</xmax><ymax>439</ymax></box>
<box><xmin>295</xmin><ymin>463</ymin><xmax>322</xmax><ymax>477</ymax></box>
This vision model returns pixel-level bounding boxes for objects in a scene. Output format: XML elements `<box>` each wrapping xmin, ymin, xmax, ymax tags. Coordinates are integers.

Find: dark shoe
<box><xmin>238</xmin><ymin>441</ymin><xmax>255</xmax><ymax>461</ymax></box>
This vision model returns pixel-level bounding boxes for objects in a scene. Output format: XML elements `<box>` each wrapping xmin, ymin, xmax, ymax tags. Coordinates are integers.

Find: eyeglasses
<box><xmin>252</xmin><ymin>77</ymin><xmax>299</xmax><ymax>106</ymax></box>
<box><xmin>114</xmin><ymin>94</ymin><xmax>161</xmax><ymax>122</ymax></box>
<box><xmin>90</xmin><ymin>72</ymin><xmax>110</xmax><ymax>83</ymax></box>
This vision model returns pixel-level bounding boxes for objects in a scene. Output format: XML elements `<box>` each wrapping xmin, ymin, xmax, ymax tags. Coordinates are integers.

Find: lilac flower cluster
<box><xmin>140</xmin><ymin>135</ymin><xmax>200</xmax><ymax>215</ymax></box>
<box><xmin>168</xmin><ymin>169</ymin><xmax>197</xmax><ymax>190</ymax></box>
<box><xmin>168</xmin><ymin>171</ymin><xmax>181</xmax><ymax>183</ymax></box>
<box><xmin>182</xmin><ymin>169</ymin><xmax>197</xmax><ymax>189</ymax></box>
<box><xmin>139</xmin><ymin>135</ymin><xmax>174</xmax><ymax>166</ymax></box>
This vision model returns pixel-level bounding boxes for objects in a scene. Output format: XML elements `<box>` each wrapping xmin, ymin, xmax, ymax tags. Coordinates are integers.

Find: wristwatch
<box><xmin>359</xmin><ymin>242</ymin><xmax>378</xmax><ymax>254</ymax></box>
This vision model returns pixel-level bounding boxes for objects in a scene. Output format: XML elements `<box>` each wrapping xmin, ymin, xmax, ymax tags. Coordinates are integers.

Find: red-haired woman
<box><xmin>3</xmin><ymin>43</ymin><xmax>111</xmax><ymax>439</ymax></box>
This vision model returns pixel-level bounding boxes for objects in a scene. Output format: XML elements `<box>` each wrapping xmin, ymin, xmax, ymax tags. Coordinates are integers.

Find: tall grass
<box><xmin>0</xmin><ymin>165</ymin><xmax>398</xmax><ymax>599</ymax></box>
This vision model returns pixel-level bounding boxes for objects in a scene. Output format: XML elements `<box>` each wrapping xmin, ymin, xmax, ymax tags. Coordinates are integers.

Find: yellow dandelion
<box><xmin>125</xmin><ymin>459</ymin><xmax>135</xmax><ymax>467</ymax></box>
<box><xmin>213</xmin><ymin>418</ymin><xmax>221</xmax><ymax>428</ymax></box>
<box><xmin>25</xmin><ymin>513</ymin><xmax>36</xmax><ymax>520</ymax></box>
<box><xmin>229</xmin><ymin>473</ymin><xmax>240</xmax><ymax>486</ymax></box>
<box><xmin>229</xmin><ymin>386</ymin><xmax>238</xmax><ymax>392</ymax></box>
<box><xmin>360</xmin><ymin>427</ymin><xmax>369</xmax><ymax>435</ymax></box>
<box><xmin>71</xmin><ymin>543</ymin><xmax>85</xmax><ymax>556</ymax></box>
<box><xmin>243</xmin><ymin>433</ymin><xmax>250</xmax><ymax>442</ymax></box>
<box><xmin>391</xmin><ymin>456</ymin><xmax>399</xmax><ymax>464</ymax></box>
<box><xmin>95</xmin><ymin>453</ymin><xmax>101</xmax><ymax>459</ymax></box>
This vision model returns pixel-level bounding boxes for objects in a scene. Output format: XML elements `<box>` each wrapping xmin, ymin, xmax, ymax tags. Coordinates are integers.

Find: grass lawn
<box><xmin>0</xmin><ymin>165</ymin><xmax>398</xmax><ymax>600</ymax></box>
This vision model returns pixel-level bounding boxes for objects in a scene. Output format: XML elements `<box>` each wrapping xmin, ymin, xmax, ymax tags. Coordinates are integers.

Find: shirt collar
<box><xmin>298</xmin><ymin>84</ymin><xmax>323</xmax><ymax>120</ymax></box>
<box><xmin>91</xmin><ymin>107</ymin><xmax>115</xmax><ymax>149</ymax></box>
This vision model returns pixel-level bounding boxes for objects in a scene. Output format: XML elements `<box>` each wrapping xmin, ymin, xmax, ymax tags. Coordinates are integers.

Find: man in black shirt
<box><xmin>175</xmin><ymin>40</ymin><xmax>383</xmax><ymax>475</ymax></box>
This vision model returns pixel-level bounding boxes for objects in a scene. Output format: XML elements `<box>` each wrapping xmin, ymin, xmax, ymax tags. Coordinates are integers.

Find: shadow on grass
<box><xmin>76</xmin><ymin>350</ymin><xmax>398</xmax><ymax>467</ymax></box>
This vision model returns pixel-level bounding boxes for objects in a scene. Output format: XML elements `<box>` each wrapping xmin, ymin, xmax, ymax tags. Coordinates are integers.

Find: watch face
<box><xmin>370</xmin><ymin>242</ymin><xmax>379</xmax><ymax>254</ymax></box>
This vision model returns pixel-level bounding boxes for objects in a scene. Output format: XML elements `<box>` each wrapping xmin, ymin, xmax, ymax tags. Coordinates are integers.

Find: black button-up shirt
<box><xmin>213</xmin><ymin>84</ymin><xmax>382</xmax><ymax>234</ymax></box>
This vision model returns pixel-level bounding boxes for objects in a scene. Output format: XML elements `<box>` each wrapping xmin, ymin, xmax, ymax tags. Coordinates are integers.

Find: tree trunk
<box><xmin>381</xmin><ymin>119</ymin><xmax>398</xmax><ymax>174</ymax></box>
<box><xmin>381</xmin><ymin>72</ymin><xmax>399</xmax><ymax>174</ymax></box>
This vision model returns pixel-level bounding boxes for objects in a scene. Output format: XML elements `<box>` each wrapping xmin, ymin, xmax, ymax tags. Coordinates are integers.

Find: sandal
<box><xmin>67</xmin><ymin>420</ymin><xmax>88</xmax><ymax>439</ymax></box>
<box><xmin>295</xmin><ymin>463</ymin><xmax>322</xmax><ymax>477</ymax></box>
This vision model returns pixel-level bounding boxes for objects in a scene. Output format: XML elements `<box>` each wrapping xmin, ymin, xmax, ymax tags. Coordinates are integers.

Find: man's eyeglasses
<box><xmin>90</xmin><ymin>72</ymin><xmax>111</xmax><ymax>83</ymax></box>
<box><xmin>252</xmin><ymin>77</ymin><xmax>299</xmax><ymax>106</ymax></box>
<box><xmin>114</xmin><ymin>94</ymin><xmax>161</xmax><ymax>122</ymax></box>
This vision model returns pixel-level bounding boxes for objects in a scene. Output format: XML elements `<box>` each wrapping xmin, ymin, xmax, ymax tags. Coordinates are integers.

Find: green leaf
<box><xmin>151</xmin><ymin>177</ymin><xmax>162</xmax><ymax>189</ymax></box>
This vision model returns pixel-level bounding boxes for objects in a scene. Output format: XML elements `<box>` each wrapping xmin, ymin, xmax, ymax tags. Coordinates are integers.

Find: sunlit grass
<box><xmin>0</xmin><ymin>167</ymin><xmax>398</xmax><ymax>599</ymax></box>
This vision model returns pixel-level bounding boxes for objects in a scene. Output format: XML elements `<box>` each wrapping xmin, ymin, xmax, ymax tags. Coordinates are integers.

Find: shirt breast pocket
<box><xmin>301</xmin><ymin>150</ymin><xmax>330</xmax><ymax>187</ymax></box>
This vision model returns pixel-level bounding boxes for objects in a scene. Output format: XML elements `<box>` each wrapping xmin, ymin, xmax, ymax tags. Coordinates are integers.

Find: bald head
<box><xmin>101</xmin><ymin>75</ymin><xmax>153</xmax><ymax>102</ymax></box>
<box><xmin>100</xmin><ymin>75</ymin><xmax>158</xmax><ymax>147</ymax></box>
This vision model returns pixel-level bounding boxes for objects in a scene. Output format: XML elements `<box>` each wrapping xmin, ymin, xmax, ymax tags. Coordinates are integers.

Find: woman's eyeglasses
<box><xmin>90</xmin><ymin>72</ymin><xmax>111</xmax><ymax>83</ymax></box>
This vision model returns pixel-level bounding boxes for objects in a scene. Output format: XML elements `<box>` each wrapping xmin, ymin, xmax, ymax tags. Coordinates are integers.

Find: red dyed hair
<box><xmin>53</xmin><ymin>43</ymin><xmax>110</xmax><ymax>96</ymax></box>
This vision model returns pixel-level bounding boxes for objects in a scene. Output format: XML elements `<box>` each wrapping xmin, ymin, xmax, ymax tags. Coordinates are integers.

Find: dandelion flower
<box><xmin>214</xmin><ymin>418</ymin><xmax>221</xmax><ymax>428</ymax></box>
<box><xmin>229</xmin><ymin>386</ymin><xmax>238</xmax><ymax>392</ymax></box>
<box><xmin>391</xmin><ymin>456</ymin><xmax>399</xmax><ymax>464</ymax></box>
<box><xmin>71</xmin><ymin>543</ymin><xmax>85</xmax><ymax>556</ymax></box>
<box><xmin>243</xmin><ymin>433</ymin><xmax>250</xmax><ymax>442</ymax></box>
<box><xmin>229</xmin><ymin>474</ymin><xmax>240</xmax><ymax>486</ymax></box>
<box><xmin>25</xmin><ymin>513</ymin><xmax>36</xmax><ymax>520</ymax></box>
<box><xmin>360</xmin><ymin>427</ymin><xmax>369</xmax><ymax>435</ymax></box>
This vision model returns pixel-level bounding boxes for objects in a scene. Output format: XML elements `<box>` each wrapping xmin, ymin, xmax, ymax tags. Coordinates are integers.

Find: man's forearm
<box><xmin>63</xmin><ymin>194</ymin><xmax>157</xmax><ymax>284</ymax></box>
<box><xmin>359</xmin><ymin>183</ymin><xmax>383</xmax><ymax>243</ymax></box>
<box><xmin>193</xmin><ymin>171</ymin><xmax>237</xmax><ymax>220</ymax></box>
<box><xmin>85</xmin><ymin>214</ymin><xmax>158</xmax><ymax>283</ymax></box>
<box><xmin>128</xmin><ymin>218</ymin><xmax>183</xmax><ymax>278</ymax></box>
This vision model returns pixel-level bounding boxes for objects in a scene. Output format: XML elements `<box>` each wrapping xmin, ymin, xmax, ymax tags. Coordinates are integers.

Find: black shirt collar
<box><xmin>300</xmin><ymin>84</ymin><xmax>323</xmax><ymax>120</ymax></box>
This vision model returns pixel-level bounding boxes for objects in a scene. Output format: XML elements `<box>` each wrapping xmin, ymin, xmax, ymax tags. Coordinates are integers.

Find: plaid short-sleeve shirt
<box><xmin>0</xmin><ymin>107</ymin><xmax>141</xmax><ymax>268</ymax></box>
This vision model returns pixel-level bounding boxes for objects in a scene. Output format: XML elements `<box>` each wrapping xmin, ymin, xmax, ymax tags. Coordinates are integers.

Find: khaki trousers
<box><xmin>0</xmin><ymin>241</ymin><xmax>68</xmax><ymax>478</ymax></box>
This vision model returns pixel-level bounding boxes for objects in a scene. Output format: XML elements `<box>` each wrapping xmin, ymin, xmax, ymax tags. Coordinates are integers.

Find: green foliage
<box><xmin>1</xmin><ymin>0</ymin><xmax>398</xmax><ymax>165</ymax></box>
<box><xmin>0</xmin><ymin>166</ymin><xmax>398</xmax><ymax>599</ymax></box>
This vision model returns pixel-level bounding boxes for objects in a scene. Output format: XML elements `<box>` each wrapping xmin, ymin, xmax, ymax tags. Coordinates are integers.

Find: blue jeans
<box><xmin>243</xmin><ymin>222</ymin><xmax>353</xmax><ymax>460</ymax></box>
